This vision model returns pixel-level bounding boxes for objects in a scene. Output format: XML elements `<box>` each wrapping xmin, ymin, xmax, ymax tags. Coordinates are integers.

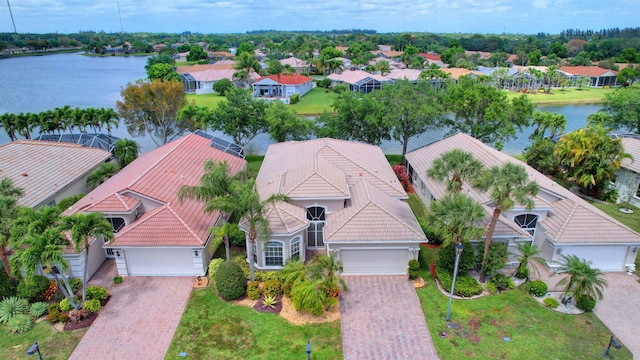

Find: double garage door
<box><xmin>563</xmin><ymin>246</ymin><xmax>628</xmax><ymax>272</ymax></box>
<box><xmin>124</xmin><ymin>248</ymin><xmax>195</xmax><ymax>276</ymax></box>
<box><xmin>339</xmin><ymin>248</ymin><xmax>411</xmax><ymax>275</ymax></box>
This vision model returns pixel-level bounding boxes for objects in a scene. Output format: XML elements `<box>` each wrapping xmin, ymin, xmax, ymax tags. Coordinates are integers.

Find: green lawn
<box><xmin>0</xmin><ymin>322</ymin><xmax>87</xmax><ymax>360</ymax></box>
<box><xmin>416</xmin><ymin>268</ymin><xmax>632</xmax><ymax>359</ymax></box>
<box><xmin>186</xmin><ymin>93</ymin><xmax>227</xmax><ymax>109</ymax></box>
<box><xmin>245</xmin><ymin>155</ymin><xmax>264</xmax><ymax>179</ymax></box>
<box><xmin>385</xmin><ymin>154</ymin><xmax>403</xmax><ymax>166</ymax></box>
<box><xmin>408</xmin><ymin>193</ymin><xmax>429</xmax><ymax>219</ymax></box>
<box><xmin>165</xmin><ymin>286</ymin><xmax>342</xmax><ymax>360</ymax></box>
<box><xmin>504</xmin><ymin>87</ymin><xmax>614</xmax><ymax>105</ymax></box>
<box><xmin>290</xmin><ymin>87</ymin><xmax>336</xmax><ymax>115</ymax></box>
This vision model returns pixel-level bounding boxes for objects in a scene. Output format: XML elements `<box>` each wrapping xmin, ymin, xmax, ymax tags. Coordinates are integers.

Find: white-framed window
<box><xmin>291</xmin><ymin>237</ymin><xmax>301</xmax><ymax>261</ymax></box>
<box><xmin>306</xmin><ymin>206</ymin><xmax>326</xmax><ymax>248</ymax></box>
<box><xmin>264</xmin><ymin>241</ymin><xmax>284</xmax><ymax>267</ymax></box>
<box><xmin>514</xmin><ymin>214</ymin><xmax>538</xmax><ymax>235</ymax></box>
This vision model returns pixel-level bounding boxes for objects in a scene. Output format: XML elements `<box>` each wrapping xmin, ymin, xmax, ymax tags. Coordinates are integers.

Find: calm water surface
<box><xmin>0</xmin><ymin>53</ymin><xmax>602</xmax><ymax>155</ymax></box>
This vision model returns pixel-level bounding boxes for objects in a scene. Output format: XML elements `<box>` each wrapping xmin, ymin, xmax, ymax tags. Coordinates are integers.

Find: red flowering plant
<box><xmin>392</xmin><ymin>164</ymin><xmax>414</xmax><ymax>193</ymax></box>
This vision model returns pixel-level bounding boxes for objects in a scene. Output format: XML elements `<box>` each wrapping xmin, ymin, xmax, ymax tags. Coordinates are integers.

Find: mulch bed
<box><xmin>63</xmin><ymin>296</ymin><xmax>110</xmax><ymax>331</ymax></box>
<box><xmin>253</xmin><ymin>295</ymin><xmax>283</xmax><ymax>314</ymax></box>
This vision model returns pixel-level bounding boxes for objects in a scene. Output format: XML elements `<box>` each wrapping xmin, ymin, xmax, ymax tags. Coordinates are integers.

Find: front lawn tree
<box><xmin>427</xmin><ymin>149</ymin><xmax>483</xmax><ymax>193</ymax></box>
<box><xmin>601</xmin><ymin>87</ymin><xmax>640</xmax><ymax>134</ymax></box>
<box><xmin>473</xmin><ymin>163</ymin><xmax>539</xmax><ymax>282</ymax></box>
<box><xmin>426</xmin><ymin>192</ymin><xmax>485</xmax><ymax>248</ymax></box>
<box><xmin>207</xmin><ymin>87</ymin><xmax>268</xmax><ymax>146</ymax></box>
<box><xmin>117</xmin><ymin>79</ymin><xmax>193</xmax><ymax>146</ymax></box>
<box><xmin>265</xmin><ymin>101</ymin><xmax>314</xmax><ymax>142</ymax></box>
<box><xmin>186</xmin><ymin>45</ymin><xmax>208</xmax><ymax>62</ymax></box>
<box><xmin>147</xmin><ymin>63</ymin><xmax>181</xmax><ymax>82</ymax></box>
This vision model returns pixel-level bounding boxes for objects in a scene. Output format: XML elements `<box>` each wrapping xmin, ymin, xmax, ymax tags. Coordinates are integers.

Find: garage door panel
<box><xmin>125</xmin><ymin>248</ymin><xmax>194</xmax><ymax>276</ymax></box>
<box><xmin>563</xmin><ymin>246</ymin><xmax>626</xmax><ymax>272</ymax></box>
<box><xmin>340</xmin><ymin>248</ymin><xmax>409</xmax><ymax>275</ymax></box>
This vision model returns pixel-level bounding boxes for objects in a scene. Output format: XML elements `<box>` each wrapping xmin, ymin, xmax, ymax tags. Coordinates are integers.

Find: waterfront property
<box><xmin>251</xmin><ymin>73</ymin><xmax>313</xmax><ymax>101</ymax></box>
<box><xmin>612</xmin><ymin>134</ymin><xmax>640</xmax><ymax>208</ymax></box>
<box><xmin>327</xmin><ymin>70</ymin><xmax>392</xmax><ymax>93</ymax></box>
<box><xmin>558</xmin><ymin>66</ymin><xmax>619</xmax><ymax>87</ymax></box>
<box><xmin>405</xmin><ymin>133</ymin><xmax>640</xmax><ymax>272</ymax></box>
<box><xmin>247</xmin><ymin>138</ymin><xmax>425</xmax><ymax>275</ymax></box>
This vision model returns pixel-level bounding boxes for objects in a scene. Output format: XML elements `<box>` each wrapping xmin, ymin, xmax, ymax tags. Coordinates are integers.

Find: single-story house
<box><xmin>386</xmin><ymin>68</ymin><xmax>422</xmax><ymax>83</ymax></box>
<box><xmin>0</xmin><ymin>140</ymin><xmax>112</xmax><ymax>208</ymax></box>
<box><xmin>370</xmin><ymin>50</ymin><xmax>403</xmax><ymax>59</ymax></box>
<box><xmin>612</xmin><ymin>134</ymin><xmax>640</xmax><ymax>207</ymax></box>
<box><xmin>558</xmin><ymin>66</ymin><xmax>618</xmax><ymax>87</ymax></box>
<box><xmin>441</xmin><ymin>68</ymin><xmax>473</xmax><ymax>81</ymax></box>
<box><xmin>208</xmin><ymin>51</ymin><xmax>234</xmax><ymax>62</ymax></box>
<box><xmin>246</xmin><ymin>138</ymin><xmax>425</xmax><ymax>275</ymax></box>
<box><xmin>418</xmin><ymin>53</ymin><xmax>445</xmax><ymax>67</ymax></box>
<box><xmin>279</xmin><ymin>57</ymin><xmax>309</xmax><ymax>74</ymax></box>
<box><xmin>327</xmin><ymin>70</ymin><xmax>392</xmax><ymax>93</ymax></box>
<box><xmin>64</xmin><ymin>132</ymin><xmax>246</xmax><ymax>277</ymax></box>
<box><xmin>405</xmin><ymin>133</ymin><xmax>640</xmax><ymax>272</ymax></box>
<box><xmin>252</xmin><ymin>74</ymin><xmax>313</xmax><ymax>101</ymax></box>
<box><xmin>185</xmin><ymin>69</ymin><xmax>259</xmax><ymax>95</ymax></box>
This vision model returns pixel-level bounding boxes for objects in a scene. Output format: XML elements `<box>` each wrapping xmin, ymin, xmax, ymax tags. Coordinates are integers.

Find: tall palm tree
<box><xmin>97</xmin><ymin>108</ymin><xmax>120</xmax><ymax>134</ymax></box>
<box><xmin>113</xmin><ymin>138</ymin><xmax>140</xmax><ymax>168</ymax></box>
<box><xmin>234</xmin><ymin>52</ymin><xmax>260</xmax><ymax>86</ymax></box>
<box><xmin>14</xmin><ymin>112</ymin><xmax>32</xmax><ymax>139</ymax></box>
<box><xmin>530</xmin><ymin>111</ymin><xmax>567</xmax><ymax>140</ymax></box>
<box><xmin>206</xmin><ymin>178</ymin><xmax>288</xmax><ymax>281</ymax></box>
<box><xmin>86</xmin><ymin>162</ymin><xmax>121</xmax><ymax>189</ymax></box>
<box><xmin>427</xmin><ymin>149</ymin><xmax>484</xmax><ymax>193</ymax></box>
<box><xmin>557</xmin><ymin>254</ymin><xmax>608</xmax><ymax>301</ymax></box>
<box><xmin>0</xmin><ymin>196</ymin><xmax>21</xmax><ymax>279</ymax></box>
<box><xmin>425</xmin><ymin>192</ymin><xmax>485</xmax><ymax>247</ymax></box>
<box><xmin>266</xmin><ymin>60</ymin><xmax>295</xmax><ymax>99</ymax></box>
<box><xmin>473</xmin><ymin>163</ymin><xmax>539</xmax><ymax>282</ymax></box>
<box><xmin>178</xmin><ymin>160</ymin><xmax>243</xmax><ymax>261</ymax></box>
<box><xmin>60</xmin><ymin>212</ymin><xmax>114</xmax><ymax>302</ymax></box>
<box><xmin>0</xmin><ymin>113</ymin><xmax>18</xmax><ymax>141</ymax></box>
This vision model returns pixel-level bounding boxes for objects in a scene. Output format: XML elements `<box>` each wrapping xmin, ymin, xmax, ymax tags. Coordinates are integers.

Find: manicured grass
<box><xmin>165</xmin><ymin>286</ymin><xmax>342</xmax><ymax>360</ymax></box>
<box><xmin>0</xmin><ymin>322</ymin><xmax>88</xmax><ymax>360</ymax></box>
<box><xmin>186</xmin><ymin>93</ymin><xmax>227</xmax><ymax>109</ymax></box>
<box><xmin>385</xmin><ymin>154</ymin><xmax>403</xmax><ymax>166</ymax></box>
<box><xmin>408</xmin><ymin>193</ymin><xmax>429</xmax><ymax>219</ymax></box>
<box><xmin>290</xmin><ymin>87</ymin><xmax>337</xmax><ymax>115</ymax></box>
<box><xmin>504</xmin><ymin>87</ymin><xmax>614</xmax><ymax>105</ymax></box>
<box><xmin>245</xmin><ymin>155</ymin><xmax>264</xmax><ymax>179</ymax></box>
<box><xmin>176</xmin><ymin>61</ymin><xmax>198</xmax><ymax>66</ymax></box>
<box><xmin>416</xmin><ymin>268</ymin><xmax>632</xmax><ymax>359</ymax></box>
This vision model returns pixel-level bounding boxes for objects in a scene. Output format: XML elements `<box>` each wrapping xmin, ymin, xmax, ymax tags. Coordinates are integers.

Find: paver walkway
<box><xmin>70</xmin><ymin>260</ymin><xmax>194</xmax><ymax>360</ymax></box>
<box><xmin>593</xmin><ymin>273</ymin><xmax>640</xmax><ymax>359</ymax></box>
<box><xmin>340</xmin><ymin>276</ymin><xmax>439</xmax><ymax>360</ymax></box>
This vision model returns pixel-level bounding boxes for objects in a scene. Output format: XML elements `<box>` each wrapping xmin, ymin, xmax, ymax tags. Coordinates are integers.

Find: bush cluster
<box><xmin>0</xmin><ymin>268</ymin><xmax>17</xmax><ymax>299</ymax></box>
<box><xmin>86</xmin><ymin>286</ymin><xmax>108</xmax><ymax>301</ymax></box>
<box><xmin>208</xmin><ymin>258</ymin><xmax>225</xmax><ymax>281</ymax></box>
<box><xmin>437</xmin><ymin>240</ymin><xmax>476</xmax><ymax>272</ymax></box>
<box><xmin>0</xmin><ymin>296</ymin><xmax>28</xmax><ymax>324</ymax></box>
<box><xmin>214</xmin><ymin>260</ymin><xmax>246</xmax><ymax>301</ymax></box>
<box><xmin>29</xmin><ymin>302</ymin><xmax>48</xmax><ymax>317</ymax></box>
<box><xmin>83</xmin><ymin>299</ymin><xmax>102</xmax><ymax>313</ymax></box>
<box><xmin>69</xmin><ymin>278</ymin><xmax>83</xmax><ymax>293</ymax></box>
<box><xmin>316</xmin><ymin>78</ymin><xmax>331</xmax><ymax>88</ymax></box>
<box><xmin>246</xmin><ymin>281</ymin><xmax>261</xmax><ymax>300</ymax></box>
<box><xmin>68</xmin><ymin>309</ymin><xmax>89</xmax><ymax>323</ymax></box>
<box><xmin>263</xmin><ymin>279</ymin><xmax>282</xmax><ymax>298</ymax></box>
<box><xmin>7</xmin><ymin>313</ymin><xmax>33</xmax><ymax>334</ymax></box>
<box><xmin>233</xmin><ymin>255</ymin><xmax>251</xmax><ymax>280</ymax></box>
<box><xmin>577</xmin><ymin>295</ymin><xmax>596</xmax><ymax>312</ymax></box>
<box><xmin>289</xmin><ymin>93</ymin><xmax>300</xmax><ymax>104</ymax></box>
<box><xmin>42</xmin><ymin>281</ymin><xmax>58</xmax><ymax>301</ymax></box>
<box><xmin>332</xmin><ymin>84</ymin><xmax>348</xmax><ymax>94</ymax></box>
<box><xmin>478</xmin><ymin>243</ymin><xmax>508</xmax><ymax>277</ymax></box>
<box><xmin>489</xmin><ymin>274</ymin><xmax>515</xmax><ymax>291</ymax></box>
<box><xmin>17</xmin><ymin>276</ymin><xmax>50</xmax><ymax>302</ymax></box>
<box><xmin>408</xmin><ymin>260</ymin><xmax>420</xmax><ymax>280</ymax></box>
<box><xmin>544</xmin><ymin>297</ymin><xmax>560</xmax><ymax>308</ymax></box>
<box><xmin>529</xmin><ymin>280</ymin><xmax>548</xmax><ymax>297</ymax></box>
<box><xmin>419</xmin><ymin>222</ymin><xmax>444</xmax><ymax>245</ymax></box>
<box><xmin>435</xmin><ymin>267</ymin><xmax>482</xmax><ymax>297</ymax></box>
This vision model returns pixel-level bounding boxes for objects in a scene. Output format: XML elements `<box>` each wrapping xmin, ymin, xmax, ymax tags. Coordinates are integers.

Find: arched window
<box><xmin>306</xmin><ymin>206</ymin><xmax>326</xmax><ymax>248</ymax></box>
<box><xmin>514</xmin><ymin>214</ymin><xmax>538</xmax><ymax>235</ymax></box>
<box><xmin>265</xmin><ymin>241</ymin><xmax>284</xmax><ymax>267</ymax></box>
<box><xmin>291</xmin><ymin>237</ymin><xmax>301</xmax><ymax>261</ymax></box>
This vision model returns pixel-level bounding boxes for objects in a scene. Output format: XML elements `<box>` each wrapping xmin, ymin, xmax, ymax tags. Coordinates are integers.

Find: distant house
<box><xmin>612</xmin><ymin>134</ymin><xmax>640</xmax><ymax>207</ymax></box>
<box><xmin>558</xmin><ymin>66</ymin><xmax>618</xmax><ymax>87</ymax></box>
<box><xmin>441</xmin><ymin>68</ymin><xmax>473</xmax><ymax>81</ymax></box>
<box><xmin>279</xmin><ymin>57</ymin><xmax>309</xmax><ymax>74</ymax></box>
<box><xmin>370</xmin><ymin>50</ymin><xmax>403</xmax><ymax>59</ymax></box>
<box><xmin>405</xmin><ymin>133</ymin><xmax>640</xmax><ymax>272</ymax></box>
<box><xmin>252</xmin><ymin>74</ymin><xmax>313</xmax><ymax>101</ymax></box>
<box><xmin>184</xmin><ymin>69</ymin><xmax>259</xmax><ymax>94</ymax></box>
<box><xmin>208</xmin><ymin>51</ymin><xmax>234</xmax><ymax>62</ymax></box>
<box><xmin>386</xmin><ymin>68</ymin><xmax>422</xmax><ymax>82</ymax></box>
<box><xmin>327</xmin><ymin>70</ymin><xmax>392</xmax><ymax>93</ymax></box>
<box><xmin>418</xmin><ymin>53</ymin><xmax>444</xmax><ymax>67</ymax></box>
<box><xmin>64</xmin><ymin>133</ymin><xmax>246</xmax><ymax>277</ymax></box>
<box><xmin>248</xmin><ymin>138</ymin><xmax>425</xmax><ymax>275</ymax></box>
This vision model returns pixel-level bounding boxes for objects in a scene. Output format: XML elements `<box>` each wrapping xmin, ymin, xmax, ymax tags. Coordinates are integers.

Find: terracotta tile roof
<box><xmin>254</xmin><ymin>73</ymin><xmax>312</xmax><ymax>85</ymax></box>
<box><xmin>370</xmin><ymin>50</ymin><xmax>403</xmax><ymax>58</ymax></box>
<box><xmin>84</xmin><ymin>193</ymin><xmax>140</xmax><ymax>213</ymax></box>
<box><xmin>279</xmin><ymin>57</ymin><xmax>308</xmax><ymax>68</ymax></box>
<box><xmin>67</xmin><ymin>133</ymin><xmax>246</xmax><ymax>247</ymax></box>
<box><xmin>622</xmin><ymin>138</ymin><xmax>640</xmax><ymax>173</ymax></box>
<box><xmin>0</xmin><ymin>140</ymin><xmax>111</xmax><ymax>208</ymax></box>
<box><xmin>559</xmin><ymin>66</ymin><xmax>617</xmax><ymax>77</ymax></box>
<box><xmin>208</xmin><ymin>51</ymin><xmax>234</xmax><ymax>58</ymax></box>
<box><xmin>325</xmin><ymin>179</ymin><xmax>426</xmax><ymax>242</ymax></box>
<box><xmin>405</xmin><ymin>133</ymin><xmax>640</xmax><ymax>244</ymax></box>
<box><xmin>419</xmin><ymin>53</ymin><xmax>442</xmax><ymax>61</ymax></box>
<box><xmin>240</xmin><ymin>202</ymin><xmax>308</xmax><ymax>235</ymax></box>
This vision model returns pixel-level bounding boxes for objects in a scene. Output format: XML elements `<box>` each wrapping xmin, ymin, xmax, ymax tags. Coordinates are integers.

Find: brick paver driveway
<box><xmin>70</xmin><ymin>275</ymin><xmax>194</xmax><ymax>360</ymax></box>
<box><xmin>340</xmin><ymin>276</ymin><xmax>439</xmax><ymax>360</ymax></box>
<box><xmin>593</xmin><ymin>273</ymin><xmax>640</xmax><ymax>358</ymax></box>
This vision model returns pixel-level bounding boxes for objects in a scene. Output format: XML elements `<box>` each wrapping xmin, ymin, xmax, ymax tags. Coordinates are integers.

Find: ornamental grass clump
<box><xmin>0</xmin><ymin>296</ymin><xmax>28</xmax><ymax>323</ymax></box>
<box><xmin>29</xmin><ymin>302</ymin><xmax>48</xmax><ymax>317</ymax></box>
<box><xmin>7</xmin><ymin>313</ymin><xmax>33</xmax><ymax>334</ymax></box>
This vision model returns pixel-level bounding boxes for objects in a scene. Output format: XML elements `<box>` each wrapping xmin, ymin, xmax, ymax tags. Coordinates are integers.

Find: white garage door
<box><xmin>125</xmin><ymin>248</ymin><xmax>195</xmax><ymax>276</ymax></box>
<box><xmin>340</xmin><ymin>248</ymin><xmax>409</xmax><ymax>275</ymax></box>
<box><xmin>563</xmin><ymin>246</ymin><xmax>627</xmax><ymax>272</ymax></box>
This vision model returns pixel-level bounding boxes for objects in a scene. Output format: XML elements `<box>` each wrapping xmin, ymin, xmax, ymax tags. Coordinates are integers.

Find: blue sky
<box><xmin>2</xmin><ymin>0</ymin><xmax>639</xmax><ymax>35</ymax></box>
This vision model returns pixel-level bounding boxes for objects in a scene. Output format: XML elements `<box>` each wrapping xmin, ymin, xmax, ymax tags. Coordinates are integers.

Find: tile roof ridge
<box><xmin>128</xmin><ymin>135</ymin><xmax>190</xmax><ymax>188</ymax></box>
<box><xmin>166</xmin><ymin>204</ymin><xmax>204</xmax><ymax>244</ymax></box>
<box><xmin>115</xmin><ymin>193</ymin><xmax>132</xmax><ymax>211</ymax></box>
<box><xmin>555</xmin><ymin>201</ymin><xmax>578</xmax><ymax>240</ymax></box>
<box><xmin>361</xmin><ymin>180</ymin><xmax>425</xmax><ymax>238</ymax></box>
<box><xmin>114</xmin><ymin>205</ymin><xmax>166</xmax><ymax>238</ymax></box>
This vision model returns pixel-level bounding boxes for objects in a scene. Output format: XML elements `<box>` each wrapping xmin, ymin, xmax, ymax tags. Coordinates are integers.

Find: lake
<box><xmin>0</xmin><ymin>53</ymin><xmax>602</xmax><ymax>155</ymax></box>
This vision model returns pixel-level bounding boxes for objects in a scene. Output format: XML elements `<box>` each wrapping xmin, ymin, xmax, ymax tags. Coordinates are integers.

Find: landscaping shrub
<box><xmin>316</xmin><ymin>78</ymin><xmax>331</xmax><ymax>88</ymax></box>
<box><xmin>46</xmin><ymin>311</ymin><xmax>60</xmax><ymax>324</ymax></box>
<box><xmin>86</xmin><ymin>286</ymin><xmax>108</xmax><ymax>301</ymax></box>
<box><xmin>392</xmin><ymin>164</ymin><xmax>413</xmax><ymax>193</ymax></box>
<box><xmin>489</xmin><ymin>273</ymin><xmax>515</xmax><ymax>291</ymax></box>
<box><xmin>208</xmin><ymin>258</ymin><xmax>225</xmax><ymax>281</ymax></box>
<box><xmin>408</xmin><ymin>260</ymin><xmax>420</xmax><ymax>280</ymax></box>
<box><xmin>42</xmin><ymin>280</ymin><xmax>58</xmax><ymax>301</ymax></box>
<box><xmin>214</xmin><ymin>260</ymin><xmax>246</xmax><ymax>301</ymax></box>
<box><xmin>577</xmin><ymin>295</ymin><xmax>596</xmax><ymax>312</ymax></box>
<box><xmin>332</xmin><ymin>84</ymin><xmax>347</xmax><ymax>94</ymax></box>
<box><xmin>262</xmin><ymin>295</ymin><xmax>279</xmax><ymax>309</ymax></box>
<box><xmin>289</xmin><ymin>93</ymin><xmax>299</xmax><ymax>104</ymax></box>
<box><xmin>263</xmin><ymin>279</ymin><xmax>282</xmax><ymax>298</ymax></box>
<box><xmin>57</xmin><ymin>312</ymin><xmax>70</xmax><ymax>324</ymax></box>
<box><xmin>529</xmin><ymin>280</ymin><xmax>548</xmax><ymax>297</ymax></box>
<box><xmin>113</xmin><ymin>276</ymin><xmax>123</xmax><ymax>284</ymax></box>
<box><xmin>69</xmin><ymin>278</ymin><xmax>83</xmax><ymax>294</ymax></box>
<box><xmin>7</xmin><ymin>313</ymin><xmax>33</xmax><ymax>334</ymax></box>
<box><xmin>0</xmin><ymin>267</ymin><xmax>17</xmax><ymax>299</ymax></box>
<box><xmin>0</xmin><ymin>296</ymin><xmax>28</xmax><ymax>323</ymax></box>
<box><xmin>437</xmin><ymin>240</ymin><xmax>476</xmax><ymax>272</ymax></box>
<box><xmin>485</xmin><ymin>282</ymin><xmax>497</xmax><ymax>294</ymax></box>
<box><xmin>515</xmin><ymin>266</ymin><xmax>529</xmax><ymax>279</ymax></box>
<box><xmin>544</xmin><ymin>297</ymin><xmax>560</xmax><ymax>308</ymax></box>
<box><xmin>420</xmin><ymin>223</ymin><xmax>444</xmax><ymax>245</ymax></box>
<box><xmin>59</xmin><ymin>298</ymin><xmax>74</xmax><ymax>312</ymax></box>
<box><xmin>247</xmin><ymin>281</ymin><xmax>261</xmax><ymax>300</ymax></box>
<box><xmin>17</xmin><ymin>276</ymin><xmax>50</xmax><ymax>302</ymax></box>
<box><xmin>291</xmin><ymin>279</ymin><xmax>326</xmax><ymax>316</ymax></box>
<box><xmin>68</xmin><ymin>309</ymin><xmax>89</xmax><ymax>323</ymax></box>
<box><xmin>478</xmin><ymin>242</ymin><xmax>508</xmax><ymax>276</ymax></box>
<box><xmin>228</xmin><ymin>225</ymin><xmax>246</xmax><ymax>247</ymax></box>
<box><xmin>435</xmin><ymin>267</ymin><xmax>482</xmax><ymax>297</ymax></box>
<box><xmin>233</xmin><ymin>255</ymin><xmax>251</xmax><ymax>280</ymax></box>
<box><xmin>83</xmin><ymin>299</ymin><xmax>102</xmax><ymax>313</ymax></box>
<box><xmin>56</xmin><ymin>194</ymin><xmax>85</xmax><ymax>212</ymax></box>
<box><xmin>213</xmin><ymin>78</ymin><xmax>233</xmax><ymax>95</ymax></box>
<box><xmin>29</xmin><ymin>302</ymin><xmax>48</xmax><ymax>317</ymax></box>
<box><xmin>256</xmin><ymin>271</ymin><xmax>281</xmax><ymax>282</ymax></box>
<box><xmin>47</xmin><ymin>303</ymin><xmax>60</xmax><ymax>314</ymax></box>
<box><xmin>418</xmin><ymin>244</ymin><xmax>436</xmax><ymax>270</ymax></box>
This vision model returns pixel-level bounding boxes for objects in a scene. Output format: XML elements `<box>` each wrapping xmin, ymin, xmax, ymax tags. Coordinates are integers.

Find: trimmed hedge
<box><xmin>529</xmin><ymin>280</ymin><xmax>547</xmax><ymax>297</ymax></box>
<box><xmin>17</xmin><ymin>276</ymin><xmax>50</xmax><ymax>302</ymax></box>
<box><xmin>408</xmin><ymin>260</ymin><xmax>420</xmax><ymax>280</ymax></box>
<box><xmin>214</xmin><ymin>260</ymin><xmax>246</xmax><ymax>301</ymax></box>
<box><xmin>435</xmin><ymin>266</ymin><xmax>482</xmax><ymax>297</ymax></box>
<box><xmin>208</xmin><ymin>258</ymin><xmax>224</xmax><ymax>281</ymax></box>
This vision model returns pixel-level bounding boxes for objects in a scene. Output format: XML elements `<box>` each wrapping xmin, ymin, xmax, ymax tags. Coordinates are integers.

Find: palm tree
<box><xmin>266</xmin><ymin>60</ymin><xmax>295</xmax><ymax>99</ymax></box>
<box><xmin>425</xmin><ymin>192</ymin><xmax>485</xmax><ymax>247</ymax></box>
<box><xmin>473</xmin><ymin>163</ymin><xmax>539</xmax><ymax>282</ymax></box>
<box><xmin>60</xmin><ymin>212</ymin><xmax>114</xmax><ymax>302</ymax></box>
<box><xmin>556</xmin><ymin>254</ymin><xmax>608</xmax><ymax>301</ymax></box>
<box><xmin>427</xmin><ymin>149</ymin><xmax>484</xmax><ymax>193</ymax></box>
<box><xmin>0</xmin><ymin>113</ymin><xmax>18</xmax><ymax>141</ymax></box>
<box><xmin>234</xmin><ymin>52</ymin><xmax>260</xmax><ymax>86</ymax></box>
<box><xmin>113</xmin><ymin>138</ymin><xmax>140</xmax><ymax>168</ymax></box>
<box><xmin>309</xmin><ymin>254</ymin><xmax>348</xmax><ymax>298</ymax></box>
<box><xmin>178</xmin><ymin>160</ymin><xmax>243</xmax><ymax>261</ymax></box>
<box><xmin>0</xmin><ymin>177</ymin><xmax>24</xmax><ymax>198</ymax></box>
<box><xmin>514</xmin><ymin>242</ymin><xmax>546</xmax><ymax>278</ymax></box>
<box><xmin>530</xmin><ymin>111</ymin><xmax>567</xmax><ymax>140</ymax></box>
<box><xmin>86</xmin><ymin>162</ymin><xmax>121</xmax><ymax>189</ymax></box>
<box><xmin>205</xmin><ymin>178</ymin><xmax>288</xmax><ymax>281</ymax></box>
<box><xmin>97</xmin><ymin>108</ymin><xmax>120</xmax><ymax>134</ymax></box>
<box><xmin>0</xmin><ymin>196</ymin><xmax>21</xmax><ymax>279</ymax></box>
